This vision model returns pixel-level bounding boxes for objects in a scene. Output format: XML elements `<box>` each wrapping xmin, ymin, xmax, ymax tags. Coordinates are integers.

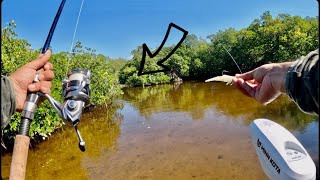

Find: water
<box><xmin>1</xmin><ymin>82</ymin><xmax>318</xmax><ymax>179</ymax></box>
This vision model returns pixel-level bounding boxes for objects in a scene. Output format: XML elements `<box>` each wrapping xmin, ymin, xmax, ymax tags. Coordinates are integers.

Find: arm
<box><xmin>286</xmin><ymin>49</ymin><xmax>318</xmax><ymax>115</ymax></box>
<box><xmin>1</xmin><ymin>77</ymin><xmax>17</xmax><ymax>129</ymax></box>
<box><xmin>233</xmin><ymin>49</ymin><xmax>319</xmax><ymax>115</ymax></box>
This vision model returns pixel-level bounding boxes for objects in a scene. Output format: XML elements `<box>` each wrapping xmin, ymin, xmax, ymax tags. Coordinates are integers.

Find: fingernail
<box><xmin>41</xmin><ymin>87</ymin><xmax>48</xmax><ymax>93</ymax></box>
<box><xmin>46</xmin><ymin>49</ymin><xmax>52</xmax><ymax>54</ymax></box>
<box><xmin>29</xmin><ymin>84</ymin><xmax>36</xmax><ymax>89</ymax></box>
<box><xmin>38</xmin><ymin>74</ymin><xmax>44</xmax><ymax>80</ymax></box>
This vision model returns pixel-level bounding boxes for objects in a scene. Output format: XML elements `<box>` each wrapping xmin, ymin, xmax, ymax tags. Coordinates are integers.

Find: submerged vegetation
<box><xmin>1</xmin><ymin>11</ymin><xmax>318</xmax><ymax>145</ymax></box>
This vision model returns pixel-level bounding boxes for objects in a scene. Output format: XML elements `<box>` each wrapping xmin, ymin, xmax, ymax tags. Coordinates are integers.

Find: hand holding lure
<box><xmin>205</xmin><ymin>43</ymin><xmax>242</xmax><ymax>85</ymax></box>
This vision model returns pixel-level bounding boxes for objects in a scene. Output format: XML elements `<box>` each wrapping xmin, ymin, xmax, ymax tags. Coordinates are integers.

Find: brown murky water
<box><xmin>1</xmin><ymin>82</ymin><xmax>319</xmax><ymax>180</ymax></box>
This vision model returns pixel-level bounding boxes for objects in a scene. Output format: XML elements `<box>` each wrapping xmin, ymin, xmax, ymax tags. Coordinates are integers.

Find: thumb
<box><xmin>235</xmin><ymin>69</ymin><xmax>254</xmax><ymax>81</ymax></box>
<box><xmin>26</xmin><ymin>50</ymin><xmax>52</xmax><ymax>70</ymax></box>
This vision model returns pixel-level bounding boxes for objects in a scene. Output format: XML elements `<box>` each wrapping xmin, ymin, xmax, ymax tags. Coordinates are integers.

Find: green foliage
<box><xmin>1</xmin><ymin>21</ymin><xmax>34</xmax><ymax>76</ymax></box>
<box><xmin>119</xmin><ymin>12</ymin><xmax>318</xmax><ymax>83</ymax></box>
<box><xmin>118</xmin><ymin>46</ymin><xmax>172</xmax><ymax>86</ymax></box>
<box><xmin>1</xmin><ymin>12</ymin><xmax>318</xmax><ymax>141</ymax></box>
<box><xmin>1</xmin><ymin>24</ymin><xmax>123</xmax><ymax>140</ymax></box>
<box><xmin>107</xmin><ymin>58</ymin><xmax>127</xmax><ymax>73</ymax></box>
<box><xmin>61</xmin><ymin>41</ymin><xmax>123</xmax><ymax>105</ymax></box>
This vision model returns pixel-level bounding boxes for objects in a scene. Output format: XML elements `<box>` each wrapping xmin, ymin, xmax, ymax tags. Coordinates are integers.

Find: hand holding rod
<box><xmin>10</xmin><ymin>1</ymin><xmax>66</xmax><ymax>179</ymax></box>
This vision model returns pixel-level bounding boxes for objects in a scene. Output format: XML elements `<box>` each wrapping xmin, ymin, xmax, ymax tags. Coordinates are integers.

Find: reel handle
<box><xmin>75</xmin><ymin>126</ymin><xmax>85</xmax><ymax>152</ymax></box>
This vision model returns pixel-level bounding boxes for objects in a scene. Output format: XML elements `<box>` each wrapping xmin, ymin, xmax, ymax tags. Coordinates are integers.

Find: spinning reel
<box><xmin>44</xmin><ymin>69</ymin><xmax>90</xmax><ymax>152</ymax></box>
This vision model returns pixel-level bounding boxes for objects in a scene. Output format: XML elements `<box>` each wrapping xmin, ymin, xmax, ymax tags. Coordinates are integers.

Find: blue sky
<box><xmin>2</xmin><ymin>0</ymin><xmax>318</xmax><ymax>59</ymax></box>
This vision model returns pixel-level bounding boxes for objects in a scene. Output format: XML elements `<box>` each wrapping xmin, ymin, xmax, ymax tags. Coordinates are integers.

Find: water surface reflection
<box><xmin>1</xmin><ymin>82</ymin><xmax>318</xmax><ymax>179</ymax></box>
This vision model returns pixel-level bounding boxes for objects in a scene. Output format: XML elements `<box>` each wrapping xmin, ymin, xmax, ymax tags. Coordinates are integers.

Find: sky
<box><xmin>1</xmin><ymin>0</ymin><xmax>318</xmax><ymax>59</ymax></box>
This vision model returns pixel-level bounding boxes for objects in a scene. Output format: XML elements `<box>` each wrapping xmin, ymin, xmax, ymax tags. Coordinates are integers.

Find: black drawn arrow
<box><xmin>138</xmin><ymin>23</ymin><xmax>188</xmax><ymax>76</ymax></box>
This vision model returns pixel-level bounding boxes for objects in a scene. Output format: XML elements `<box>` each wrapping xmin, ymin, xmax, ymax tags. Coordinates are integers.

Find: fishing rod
<box><xmin>9</xmin><ymin>0</ymin><xmax>90</xmax><ymax>179</ymax></box>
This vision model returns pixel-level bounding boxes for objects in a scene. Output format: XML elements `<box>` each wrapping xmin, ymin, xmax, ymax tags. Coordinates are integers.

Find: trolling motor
<box><xmin>250</xmin><ymin>119</ymin><xmax>316</xmax><ymax>180</ymax></box>
<box><xmin>44</xmin><ymin>69</ymin><xmax>90</xmax><ymax>152</ymax></box>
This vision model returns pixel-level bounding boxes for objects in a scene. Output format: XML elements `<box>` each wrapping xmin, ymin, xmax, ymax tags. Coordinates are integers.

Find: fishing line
<box><xmin>219</xmin><ymin>42</ymin><xmax>243</xmax><ymax>74</ymax></box>
<box><xmin>65</xmin><ymin>0</ymin><xmax>85</xmax><ymax>77</ymax></box>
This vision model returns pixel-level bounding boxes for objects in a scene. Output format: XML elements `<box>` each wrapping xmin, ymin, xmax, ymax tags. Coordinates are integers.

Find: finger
<box><xmin>38</xmin><ymin>70</ymin><xmax>54</xmax><ymax>81</ymax></box>
<box><xmin>232</xmin><ymin>77</ymin><xmax>238</xmax><ymax>86</ymax></box>
<box><xmin>25</xmin><ymin>50</ymin><xmax>52</xmax><ymax>70</ymax></box>
<box><xmin>247</xmin><ymin>79</ymin><xmax>258</xmax><ymax>84</ymax></box>
<box><xmin>35</xmin><ymin>62</ymin><xmax>53</xmax><ymax>74</ymax></box>
<box><xmin>40</xmin><ymin>86</ymin><xmax>51</xmax><ymax>95</ymax></box>
<box><xmin>36</xmin><ymin>68</ymin><xmax>45</xmax><ymax>74</ymax></box>
<box><xmin>257</xmin><ymin>78</ymin><xmax>280</xmax><ymax>105</ymax></box>
<box><xmin>245</xmin><ymin>81</ymin><xmax>259</xmax><ymax>89</ymax></box>
<box><xmin>238</xmin><ymin>78</ymin><xmax>256</xmax><ymax>98</ymax></box>
<box><xmin>27</xmin><ymin>81</ymin><xmax>52</xmax><ymax>92</ymax></box>
<box><xmin>233</xmin><ymin>78</ymin><xmax>251</xmax><ymax>97</ymax></box>
<box><xmin>37</xmin><ymin>53</ymin><xmax>45</xmax><ymax>58</ymax></box>
<box><xmin>44</xmin><ymin>62</ymin><xmax>53</xmax><ymax>70</ymax></box>
<box><xmin>235</xmin><ymin>70</ymin><xmax>254</xmax><ymax>81</ymax></box>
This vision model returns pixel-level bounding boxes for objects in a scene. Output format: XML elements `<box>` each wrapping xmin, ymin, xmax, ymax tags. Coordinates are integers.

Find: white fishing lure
<box><xmin>205</xmin><ymin>75</ymin><xmax>234</xmax><ymax>85</ymax></box>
